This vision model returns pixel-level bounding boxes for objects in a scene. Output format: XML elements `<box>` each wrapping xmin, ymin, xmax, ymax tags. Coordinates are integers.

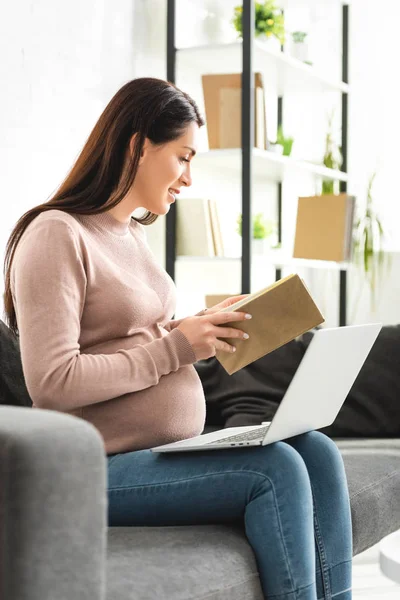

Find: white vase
<box><xmin>201</xmin><ymin>0</ymin><xmax>238</xmax><ymax>45</ymax></box>
<box><xmin>253</xmin><ymin>239</ymin><xmax>268</xmax><ymax>255</ymax></box>
<box><xmin>292</xmin><ymin>41</ymin><xmax>309</xmax><ymax>63</ymax></box>
<box><xmin>257</xmin><ymin>33</ymin><xmax>282</xmax><ymax>53</ymax></box>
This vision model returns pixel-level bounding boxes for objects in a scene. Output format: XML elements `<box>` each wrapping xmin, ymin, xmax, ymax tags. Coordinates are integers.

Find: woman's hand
<box><xmin>205</xmin><ymin>294</ymin><xmax>250</xmax><ymax>315</ymax></box>
<box><xmin>177</xmin><ymin>309</ymin><xmax>252</xmax><ymax>361</ymax></box>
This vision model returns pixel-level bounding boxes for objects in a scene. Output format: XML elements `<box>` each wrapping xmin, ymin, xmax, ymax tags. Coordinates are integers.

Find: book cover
<box><xmin>293</xmin><ymin>193</ymin><xmax>356</xmax><ymax>262</ymax></box>
<box><xmin>202</xmin><ymin>72</ymin><xmax>267</xmax><ymax>150</ymax></box>
<box><xmin>214</xmin><ymin>274</ymin><xmax>325</xmax><ymax>375</ymax></box>
<box><xmin>208</xmin><ymin>199</ymin><xmax>224</xmax><ymax>257</ymax></box>
<box><xmin>176</xmin><ymin>198</ymin><xmax>215</xmax><ymax>257</ymax></box>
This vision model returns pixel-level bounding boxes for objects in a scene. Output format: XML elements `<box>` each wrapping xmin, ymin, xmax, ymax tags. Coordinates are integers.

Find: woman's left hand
<box><xmin>205</xmin><ymin>294</ymin><xmax>250</xmax><ymax>315</ymax></box>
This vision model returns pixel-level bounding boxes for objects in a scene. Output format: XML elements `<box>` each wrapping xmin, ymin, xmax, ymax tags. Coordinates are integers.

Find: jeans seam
<box><xmin>264</xmin><ymin>580</ymin><xmax>316</xmax><ymax>599</ymax></box>
<box><xmin>311</xmin><ymin>486</ymin><xmax>332</xmax><ymax>600</ymax></box>
<box><xmin>108</xmin><ymin>468</ymin><xmax>282</xmax><ymax>493</ymax></box>
<box><xmin>315</xmin><ymin>559</ymin><xmax>352</xmax><ymax>600</ymax></box>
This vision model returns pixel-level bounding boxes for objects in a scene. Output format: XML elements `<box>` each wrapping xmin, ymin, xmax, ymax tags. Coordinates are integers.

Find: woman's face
<box><xmin>132</xmin><ymin>121</ymin><xmax>200</xmax><ymax>215</ymax></box>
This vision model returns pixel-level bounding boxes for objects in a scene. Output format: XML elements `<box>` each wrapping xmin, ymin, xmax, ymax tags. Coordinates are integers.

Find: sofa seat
<box><xmin>105</xmin><ymin>437</ymin><xmax>400</xmax><ymax>600</ymax></box>
<box><xmin>336</xmin><ymin>438</ymin><xmax>400</xmax><ymax>555</ymax></box>
<box><xmin>106</xmin><ymin>525</ymin><xmax>264</xmax><ymax>600</ymax></box>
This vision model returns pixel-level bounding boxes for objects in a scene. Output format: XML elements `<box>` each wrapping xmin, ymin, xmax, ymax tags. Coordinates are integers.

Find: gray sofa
<box><xmin>1</xmin><ymin>404</ymin><xmax>400</xmax><ymax>600</ymax></box>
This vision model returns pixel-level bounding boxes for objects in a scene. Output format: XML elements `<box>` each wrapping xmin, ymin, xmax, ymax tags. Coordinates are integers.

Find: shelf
<box><xmin>194</xmin><ymin>148</ymin><xmax>348</xmax><ymax>183</ymax></box>
<box><xmin>177</xmin><ymin>41</ymin><xmax>349</xmax><ymax>96</ymax></box>
<box><xmin>176</xmin><ymin>254</ymin><xmax>352</xmax><ymax>272</ymax></box>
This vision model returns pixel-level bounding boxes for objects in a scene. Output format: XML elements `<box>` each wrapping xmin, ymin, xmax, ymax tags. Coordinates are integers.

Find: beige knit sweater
<box><xmin>11</xmin><ymin>209</ymin><xmax>206</xmax><ymax>454</ymax></box>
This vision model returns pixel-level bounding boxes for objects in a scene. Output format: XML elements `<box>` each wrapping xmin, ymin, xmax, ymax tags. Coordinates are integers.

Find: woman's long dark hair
<box><xmin>3</xmin><ymin>77</ymin><xmax>204</xmax><ymax>336</ymax></box>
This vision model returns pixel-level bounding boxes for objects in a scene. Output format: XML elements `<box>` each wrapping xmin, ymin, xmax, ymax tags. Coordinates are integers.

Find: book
<box><xmin>214</xmin><ymin>274</ymin><xmax>325</xmax><ymax>375</ymax></box>
<box><xmin>208</xmin><ymin>199</ymin><xmax>224</xmax><ymax>257</ymax></box>
<box><xmin>293</xmin><ymin>194</ymin><xmax>356</xmax><ymax>262</ymax></box>
<box><xmin>176</xmin><ymin>198</ymin><xmax>215</xmax><ymax>257</ymax></box>
<box><xmin>202</xmin><ymin>72</ymin><xmax>267</xmax><ymax>150</ymax></box>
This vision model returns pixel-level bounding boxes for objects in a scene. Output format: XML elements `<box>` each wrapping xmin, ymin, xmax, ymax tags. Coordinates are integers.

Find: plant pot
<box><xmin>257</xmin><ymin>33</ymin><xmax>281</xmax><ymax>53</ymax></box>
<box><xmin>292</xmin><ymin>41</ymin><xmax>309</xmax><ymax>63</ymax></box>
<box><xmin>268</xmin><ymin>143</ymin><xmax>284</xmax><ymax>155</ymax></box>
<box><xmin>253</xmin><ymin>238</ymin><xmax>269</xmax><ymax>254</ymax></box>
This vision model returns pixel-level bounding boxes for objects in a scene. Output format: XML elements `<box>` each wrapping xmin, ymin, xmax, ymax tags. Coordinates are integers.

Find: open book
<box><xmin>214</xmin><ymin>274</ymin><xmax>325</xmax><ymax>375</ymax></box>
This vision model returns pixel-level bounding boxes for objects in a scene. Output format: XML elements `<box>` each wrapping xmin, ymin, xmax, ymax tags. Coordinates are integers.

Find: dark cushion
<box><xmin>0</xmin><ymin>319</ymin><xmax>32</xmax><ymax>407</ymax></box>
<box><xmin>196</xmin><ymin>325</ymin><xmax>400</xmax><ymax>438</ymax></box>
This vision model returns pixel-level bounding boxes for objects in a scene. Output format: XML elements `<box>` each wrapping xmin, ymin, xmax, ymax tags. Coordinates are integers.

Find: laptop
<box><xmin>151</xmin><ymin>324</ymin><xmax>382</xmax><ymax>453</ymax></box>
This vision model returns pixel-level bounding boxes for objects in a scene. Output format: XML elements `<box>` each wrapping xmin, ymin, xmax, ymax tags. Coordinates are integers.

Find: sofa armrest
<box><xmin>0</xmin><ymin>406</ymin><xmax>107</xmax><ymax>600</ymax></box>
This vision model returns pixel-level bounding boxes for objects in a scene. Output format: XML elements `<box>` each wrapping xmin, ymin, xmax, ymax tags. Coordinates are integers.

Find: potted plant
<box><xmin>232</xmin><ymin>1</ymin><xmax>285</xmax><ymax>47</ymax></box>
<box><xmin>291</xmin><ymin>31</ymin><xmax>311</xmax><ymax>63</ymax></box>
<box><xmin>236</xmin><ymin>213</ymin><xmax>278</xmax><ymax>254</ymax></box>
<box><xmin>352</xmin><ymin>172</ymin><xmax>390</xmax><ymax>313</ymax></box>
<box><xmin>321</xmin><ymin>110</ymin><xmax>342</xmax><ymax>195</ymax></box>
<box><xmin>276</xmin><ymin>125</ymin><xmax>294</xmax><ymax>156</ymax></box>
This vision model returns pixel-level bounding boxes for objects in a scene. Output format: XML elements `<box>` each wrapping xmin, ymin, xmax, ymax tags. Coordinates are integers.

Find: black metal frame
<box><xmin>166</xmin><ymin>0</ymin><xmax>350</xmax><ymax>325</ymax></box>
<box><xmin>166</xmin><ymin>0</ymin><xmax>177</xmax><ymax>281</ymax></box>
<box><xmin>339</xmin><ymin>3</ymin><xmax>349</xmax><ymax>326</ymax></box>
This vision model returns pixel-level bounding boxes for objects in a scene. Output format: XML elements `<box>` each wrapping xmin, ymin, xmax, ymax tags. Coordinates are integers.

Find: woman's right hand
<box><xmin>176</xmin><ymin>311</ymin><xmax>251</xmax><ymax>361</ymax></box>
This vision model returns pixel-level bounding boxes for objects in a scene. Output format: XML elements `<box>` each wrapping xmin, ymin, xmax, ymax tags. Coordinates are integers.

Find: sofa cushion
<box><xmin>106</xmin><ymin>525</ymin><xmax>264</xmax><ymax>600</ymax></box>
<box><xmin>0</xmin><ymin>319</ymin><xmax>32</xmax><ymax>407</ymax></box>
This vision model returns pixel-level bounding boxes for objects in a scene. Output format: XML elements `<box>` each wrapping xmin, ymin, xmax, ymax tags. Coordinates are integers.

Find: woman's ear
<box><xmin>130</xmin><ymin>134</ymin><xmax>149</xmax><ymax>165</ymax></box>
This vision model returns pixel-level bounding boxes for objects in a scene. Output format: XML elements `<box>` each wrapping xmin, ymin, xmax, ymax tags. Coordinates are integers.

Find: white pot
<box><xmin>268</xmin><ymin>143</ymin><xmax>284</xmax><ymax>155</ymax></box>
<box><xmin>292</xmin><ymin>41</ymin><xmax>309</xmax><ymax>63</ymax></box>
<box><xmin>253</xmin><ymin>238</ymin><xmax>268</xmax><ymax>255</ymax></box>
<box><xmin>257</xmin><ymin>33</ymin><xmax>282</xmax><ymax>53</ymax></box>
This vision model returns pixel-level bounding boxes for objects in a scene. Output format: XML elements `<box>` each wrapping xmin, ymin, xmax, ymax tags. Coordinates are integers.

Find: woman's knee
<box><xmin>287</xmin><ymin>430</ymin><xmax>347</xmax><ymax>482</ymax></box>
<box><xmin>291</xmin><ymin>430</ymin><xmax>343</xmax><ymax>461</ymax></box>
<box><xmin>249</xmin><ymin>442</ymin><xmax>313</xmax><ymax>493</ymax></box>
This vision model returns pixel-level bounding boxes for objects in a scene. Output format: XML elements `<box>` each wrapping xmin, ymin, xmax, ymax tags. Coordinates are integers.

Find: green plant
<box><xmin>352</xmin><ymin>172</ymin><xmax>390</xmax><ymax>311</ymax></box>
<box><xmin>236</xmin><ymin>213</ymin><xmax>276</xmax><ymax>240</ymax></box>
<box><xmin>292</xmin><ymin>31</ymin><xmax>307</xmax><ymax>43</ymax></box>
<box><xmin>321</xmin><ymin>110</ymin><xmax>342</xmax><ymax>194</ymax></box>
<box><xmin>232</xmin><ymin>1</ymin><xmax>285</xmax><ymax>45</ymax></box>
<box><xmin>276</xmin><ymin>125</ymin><xmax>294</xmax><ymax>156</ymax></box>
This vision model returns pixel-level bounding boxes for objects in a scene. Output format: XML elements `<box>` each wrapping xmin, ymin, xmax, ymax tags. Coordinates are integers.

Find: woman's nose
<box><xmin>181</xmin><ymin>167</ymin><xmax>192</xmax><ymax>187</ymax></box>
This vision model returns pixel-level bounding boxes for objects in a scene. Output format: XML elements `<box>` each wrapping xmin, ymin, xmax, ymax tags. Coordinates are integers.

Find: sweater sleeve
<box><xmin>11</xmin><ymin>218</ymin><xmax>197</xmax><ymax>412</ymax></box>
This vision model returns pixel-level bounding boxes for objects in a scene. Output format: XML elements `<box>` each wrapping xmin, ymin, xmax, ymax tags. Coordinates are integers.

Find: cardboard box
<box><xmin>202</xmin><ymin>73</ymin><xmax>267</xmax><ymax>150</ymax></box>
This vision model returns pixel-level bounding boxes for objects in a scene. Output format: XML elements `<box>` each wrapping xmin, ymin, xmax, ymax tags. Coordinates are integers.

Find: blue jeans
<box><xmin>107</xmin><ymin>431</ymin><xmax>352</xmax><ymax>599</ymax></box>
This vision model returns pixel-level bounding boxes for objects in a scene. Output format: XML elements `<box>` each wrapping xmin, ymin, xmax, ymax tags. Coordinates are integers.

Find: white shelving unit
<box><xmin>167</xmin><ymin>1</ymin><xmax>350</xmax><ymax>324</ymax></box>
<box><xmin>195</xmin><ymin>148</ymin><xmax>349</xmax><ymax>183</ymax></box>
<box><xmin>176</xmin><ymin>253</ymin><xmax>352</xmax><ymax>272</ymax></box>
<box><xmin>177</xmin><ymin>40</ymin><xmax>349</xmax><ymax>96</ymax></box>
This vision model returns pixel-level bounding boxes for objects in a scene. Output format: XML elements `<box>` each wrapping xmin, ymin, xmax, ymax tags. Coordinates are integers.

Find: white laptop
<box><xmin>151</xmin><ymin>324</ymin><xmax>382</xmax><ymax>453</ymax></box>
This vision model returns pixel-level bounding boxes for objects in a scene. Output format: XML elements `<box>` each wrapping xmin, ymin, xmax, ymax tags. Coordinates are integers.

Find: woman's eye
<box><xmin>179</xmin><ymin>157</ymin><xmax>190</xmax><ymax>163</ymax></box>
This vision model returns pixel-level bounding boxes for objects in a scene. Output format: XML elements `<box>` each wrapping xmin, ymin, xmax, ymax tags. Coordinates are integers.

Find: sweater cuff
<box><xmin>167</xmin><ymin>328</ymin><xmax>197</xmax><ymax>365</ymax></box>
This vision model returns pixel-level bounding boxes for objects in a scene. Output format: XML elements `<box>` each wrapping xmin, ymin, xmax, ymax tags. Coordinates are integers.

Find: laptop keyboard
<box><xmin>206</xmin><ymin>424</ymin><xmax>270</xmax><ymax>445</ymax></box>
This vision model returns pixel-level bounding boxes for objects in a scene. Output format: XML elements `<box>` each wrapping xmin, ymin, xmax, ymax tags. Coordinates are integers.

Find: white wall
<box><xmin>1</xmin><ymin>0</ymin><xmax>400</xmax><ymax>327</ymax></box>
<box><xmin>0</xmin><ymin>0</ymin><xmax>162</xmax><ymax>306</ymax></box>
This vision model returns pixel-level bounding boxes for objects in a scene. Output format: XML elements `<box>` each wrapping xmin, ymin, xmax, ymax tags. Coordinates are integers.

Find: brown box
<box><xmin>214</xmin><ymin>274</ymin><xmax>324</xmax><ymax>375</ymax></box>
<box><xmin>293</xmin><ymin>194</ymin><xmax>356</xmax><ymax>262</ymax></box>
<box><xmin>202</xmin><ymin>73</ymin><xmax>267</xmax><ymax>150</ymax></box>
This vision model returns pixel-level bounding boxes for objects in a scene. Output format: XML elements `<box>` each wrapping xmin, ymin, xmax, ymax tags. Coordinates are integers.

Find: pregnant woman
<box><xmin>4</xmin><ymin>77</ymin><xmax>352</xmax><ymax>599</ymax></box>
